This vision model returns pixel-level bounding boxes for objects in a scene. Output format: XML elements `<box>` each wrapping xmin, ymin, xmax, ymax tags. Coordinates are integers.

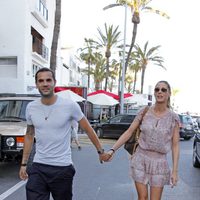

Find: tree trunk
<box><xmin>124</xmin><ymin>12</ymin><xmax>140</xmax><ymax>74</ymax></box>
<box><xmin>50</xmin><ymin>0</ymin><xmax>61</xmax><ymax>74</ymax></box>
<box><xmin>133</xmin><ymin>71</ymin><xmax>137</xmax><ymax>93</ymax></box>
<box><xmin>104</xmin><ymin>57</ymin><xmax>110</xmax><ymax>91</ymax></box>
<box><xmin>95</xmin><ymin>82</ymin><xmax>101</xmax><ymax>91</ymax></box>
<box><xmin>140</xmin><ymin>66</ymin><xmax>146</xmax><ymax>94</ymax></box>
<box><xmin>88</xmin><ymin>61</ymin><xmax>90</xmax><ymax>88</ymax></box>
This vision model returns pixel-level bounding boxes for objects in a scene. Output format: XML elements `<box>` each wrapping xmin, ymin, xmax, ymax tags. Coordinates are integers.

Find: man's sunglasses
<box><xmin>154</xmin><ymin>87</ymin><xmax>168</xmax><ymax>93</ymax></box>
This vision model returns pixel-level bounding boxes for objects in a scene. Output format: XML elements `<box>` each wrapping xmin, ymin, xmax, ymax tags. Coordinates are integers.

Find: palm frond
<box><xmin>103</xmin><ymin>3</ymin><xmax>123</xmax><ymax>10</ymax></box>
<box><xmin>144</xmin><ymin>7</ymin><xmax>170</xmax><ymax>19</ymax></box>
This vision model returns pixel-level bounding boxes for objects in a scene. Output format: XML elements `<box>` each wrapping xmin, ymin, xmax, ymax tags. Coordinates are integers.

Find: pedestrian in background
<box><xmin>71</xmin><ymin>119</ymin><xmax>81</xmax><ymax>150</ymax></box>
<box><xmin>19</xmin><ymin>67</ymin><xmax>106</xmax><ymax>200</ymax></box>
<box><xmin>104</xmin><ymin>80</ymin><xmax>180</xmax><ymax>200</ymax></box>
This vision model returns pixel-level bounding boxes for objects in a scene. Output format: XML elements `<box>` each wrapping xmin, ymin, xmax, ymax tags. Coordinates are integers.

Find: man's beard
<box><xmin>39</xmin><ymin>89</ymin><xmax>54</xmax><ymax>98</ymax></box>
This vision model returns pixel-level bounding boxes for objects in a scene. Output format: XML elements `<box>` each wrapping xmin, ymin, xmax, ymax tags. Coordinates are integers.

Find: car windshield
<box><xmin>0</xmin><ymin>100</ymin><xmax>31</xmax><ymax>121</ymax></box>
<box><xmin>109</xmin><ymin>115</ymin><xmax>135</xmax><ymax>123</ymax></box>
<box><xmin>182</xmin><ymin>115</ymin><xmax>193</xmax><ymax>124</ymax></box>
<box><xmin>120</xmin><ymin>115</ymin><xmax>135</xmax><ymax>123</ymax></box>
<box><xmin>110</xmin><ymin>116</ymin><xmax>122</xmax><ymax>123</ymax></box>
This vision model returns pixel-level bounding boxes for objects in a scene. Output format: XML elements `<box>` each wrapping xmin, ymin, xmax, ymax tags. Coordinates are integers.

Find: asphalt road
<box><xmin>0</xmin><ymin>136</ymin><xmax>199</xmax><ymax>200</ymax></box>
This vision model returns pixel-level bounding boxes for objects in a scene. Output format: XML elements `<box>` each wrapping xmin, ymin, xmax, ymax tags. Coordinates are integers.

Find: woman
<box><xmin>105</xmin><ymin>80</ymin><xmax>180</xmax><ymax>200</ymax></box>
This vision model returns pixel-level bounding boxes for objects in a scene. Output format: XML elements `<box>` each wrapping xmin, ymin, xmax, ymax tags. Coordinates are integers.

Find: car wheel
<box><xmin>193</xmin><ymin>144</ymin><xmax>200</xmax><ymax>168</ymax></box>
<box><xmin>96</xmin><ymin>128</ymin><xmax>103</xmax><ymax>138</ymax></box>
<box><xmin>184</xmin><ymin>137</ymin><xmax>191</xmax><ymax>141</ymax></box>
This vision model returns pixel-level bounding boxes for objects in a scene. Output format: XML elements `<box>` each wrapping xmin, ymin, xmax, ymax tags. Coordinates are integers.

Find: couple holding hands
<box><xmin>19</xmin><ymin>67</ymin><xmax>179</xmax><ymax>200</ymax></box>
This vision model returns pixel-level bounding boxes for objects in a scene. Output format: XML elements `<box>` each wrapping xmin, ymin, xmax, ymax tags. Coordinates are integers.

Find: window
<box><xmin>0</xmin><ymin>57</ymin><xmax>17</xmax><ymax>78</ymax></box>
<box><xmin>32</xmin><ymin>63</ymin><xmax>42</xmax><ymax>77</ymax></box>
<box><xmin>69</xmin><ymin>70</ymin><xmax>73</xmax><ymax>82</ymax></box>
<box><xmin>0</xmin><ymin>57</ymin><xmax>17</xmax><ymax>65</ymax></box>
<box><xmin>121</xmin><ymin>115</ymin><xmax>135</xmax><ymax>123</ymax></box>
<box><xmin>110</xmin><ymin>116</ymin><xmax>122</xmax><ymax>123</ymax></box>
<box><xmin>37</xmin><ymin>0</ymin><xmax>48</xmax><ymax>21</ymax></box>
<box><xmin>0</xmin><ymin>100</ymin><xmax>32</xmax><ymax>121</ymax></box>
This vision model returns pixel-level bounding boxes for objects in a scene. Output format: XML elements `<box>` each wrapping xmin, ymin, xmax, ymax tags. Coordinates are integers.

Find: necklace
<box><xmin>40</xmin><ymin>96</ymin><xmax>57</xmax><ymax>121</ymax></box>
<box><xmin>42</xmin><ymin>105</ymin><xmax>54</xmax><ymax>121</ymax></box>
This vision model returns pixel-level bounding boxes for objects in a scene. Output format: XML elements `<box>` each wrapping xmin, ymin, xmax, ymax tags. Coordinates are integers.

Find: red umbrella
<box><xmin>88</xmin><ymin>90</ymin><xmax>133</xmax><ymax>100</ymax></box>
<box><xmin>124</xmin><ymin>93</ymin><xmax>133</xmax><ymax>99</ymax></box>
<box><xmin>114</xmin><ymin>93</ymin><xmax>133</xmax><ymax>100</ymax></box>
<box><xmin>88</xmin><ymin>90</ymin><xmax>119</xmax><ymax>100</ymax></box>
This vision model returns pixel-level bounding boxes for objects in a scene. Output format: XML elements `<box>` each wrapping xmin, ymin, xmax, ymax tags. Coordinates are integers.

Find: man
<box><xmin>19</xmin><ymin>67</ymin><xmax>106</xmax><ymax>200</ymax></box>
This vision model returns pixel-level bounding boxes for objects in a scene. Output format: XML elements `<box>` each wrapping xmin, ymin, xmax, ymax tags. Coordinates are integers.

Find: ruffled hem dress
<box><xmin>129</xmin><ymin>106</ymin><xmax>180</xmax><ymax>187</ymax></box>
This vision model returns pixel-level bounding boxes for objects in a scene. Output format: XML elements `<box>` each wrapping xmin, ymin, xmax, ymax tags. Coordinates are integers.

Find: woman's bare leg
<box><xmin>150</xmin><ymin>186</ymin><xmax>163</xmax><ymax>200</ymax></box>
<box><xmin>135</xmin><ymin>182</ymin><xmax>148</xmax><ymax>200</ymax></box>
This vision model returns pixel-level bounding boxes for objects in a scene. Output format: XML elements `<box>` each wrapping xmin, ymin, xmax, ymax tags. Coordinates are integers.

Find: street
<box><xmin>0</xmin><ymin>136</ymin><xmax>199</xmax><ymax>200</ymax></box>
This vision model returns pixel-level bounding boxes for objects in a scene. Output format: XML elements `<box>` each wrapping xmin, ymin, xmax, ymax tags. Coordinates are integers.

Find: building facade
<box><xmin>59</xmin><ymin>47</ymin><xmax>86</xmax><ymax>88</ymax></box>
<box><xmin>0</xmin><ymin>0</ymin><xmax>64</xmax><ymax>94</ymax></box>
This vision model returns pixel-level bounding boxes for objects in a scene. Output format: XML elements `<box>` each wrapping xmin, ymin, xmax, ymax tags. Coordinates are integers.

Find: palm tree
<box><xmin>81</xmin><ymin>52</ymin><xmax>106</xmax><ymax>91</ymax></box>
<box><xmin>171</xmin><ymin>88</ymin><xmax>179</xmax><ymax>110</ymax></box>
<box><xmin>134</xmin><ymin>41</ymin><xmax>166</xmax><ymax>93</ymax></box>
<box><xmin>128</xmin><ymin>55</ymin><xmax>141</xmax><ymax>93</ymax></box>
<box><xmin>50</xmin><ymin>0</ymin><xmax>61</xmax><ymax>74</ymax></box>
<box><xmin>125</xmin><ymin>74</ymin><xmax>134</xmax><ymax>93</ymax></box>
<box><xmin>108</xmin><ymin>59</ymin><xmax>120</xmax><ymax>92</ymax></box>
<box><xmin>92</xmin><ymin>53</ymin><xmax>106</xmax><ymax>90</ymax></box>
<box><xmin>96</xmin><ymin>23</ymin><xmax>121</xmax><ymax>91</ymax></box>
<box><xmin>79</xmin><ymin>38</ymin><xmax>97</xmax><ymax>88</ymax></box>
<box><xmin>103</xmin><ymin>0</ymin><xmax>169</xmax><ymax>74</ymax></box>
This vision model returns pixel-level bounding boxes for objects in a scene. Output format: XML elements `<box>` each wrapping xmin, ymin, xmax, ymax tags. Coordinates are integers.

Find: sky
<box><xmin>60</xmin><ymin>0</ymin><xmax>200</xmax><ymax>113</ymax></box>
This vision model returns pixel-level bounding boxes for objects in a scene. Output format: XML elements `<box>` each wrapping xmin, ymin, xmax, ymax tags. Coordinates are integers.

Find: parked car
<box><xmin>94</xmin><ymin>114</ymin><xmax>136</xmax><ymax>139</ymax></box>
<box><xmin>178</xmin><ymin>114</ymin><xmax>196</xmax><ymax>140</ymax></box>
<box><xmin>0</xmin><ymin>94</ymin><xmax>39</xmax><ymax>162</ymax></box>
<box><xmin>191</xmin><ymin>115</ymin><xmax>200</xmax><ymax>129</ymax></box>
<box><xmin>193</xmin><ymin>131</ymin><xmax>200</xmax><ymax>168</ymax></box>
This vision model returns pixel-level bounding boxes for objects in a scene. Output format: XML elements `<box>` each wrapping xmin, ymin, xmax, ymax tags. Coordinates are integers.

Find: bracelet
<box><xmin>21</xmin><ymin>163</ymin><xmax>27</xmax><ymax>167</ymax></box>
<box><xmin>97</xmin><ymin>149</ymin><xmax>104</xmax><ymax>154</ymax></box>
<box><xmin>110</xmin><ymin>148</ymin><xmax>115</xmax><ymax>153</ymax></box>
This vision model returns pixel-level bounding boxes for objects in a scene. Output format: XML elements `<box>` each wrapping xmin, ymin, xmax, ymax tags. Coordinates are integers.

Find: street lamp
<box><xmin>120</xmin><ymin>3</ymin><xmax>127</xmax><ymax>114</ymax></box>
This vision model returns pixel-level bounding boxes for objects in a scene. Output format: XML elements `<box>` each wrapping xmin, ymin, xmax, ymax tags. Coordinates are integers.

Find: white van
<box><xmin>0</xmin><ymin>94</ymin><xmax>39</xmax><ymax>162</ymax></box>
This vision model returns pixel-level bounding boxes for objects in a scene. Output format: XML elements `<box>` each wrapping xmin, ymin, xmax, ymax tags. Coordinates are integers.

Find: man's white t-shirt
<box><xmin>26</xmin><ymin>96</ymin><xmax>84</xmax><ymax>166</ymax></box>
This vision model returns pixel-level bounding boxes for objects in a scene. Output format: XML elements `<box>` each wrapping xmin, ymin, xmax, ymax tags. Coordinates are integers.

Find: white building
<box><xmin>59</xmin><ymin>47</ymin><xmax>86</xmax><ymax>88</ymax></box>
<box><xmin>0</xmin><ymin>0</ymin><xmax>65</xmax><ymax>94</ymax></box>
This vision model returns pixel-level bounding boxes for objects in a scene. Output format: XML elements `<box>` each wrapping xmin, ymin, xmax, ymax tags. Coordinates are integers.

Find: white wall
<box><xmin>0</xmin><ymin>0</ymin><xmax>28</xmax><ymax>93</ymax></box>
<box><xmin>0</xmin><ymin>0</ymin><xmax>63</xmax><ymax>94</ymax></box>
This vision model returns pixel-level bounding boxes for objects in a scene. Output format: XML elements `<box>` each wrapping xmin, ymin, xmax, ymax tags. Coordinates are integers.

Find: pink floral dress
<box><xmin>130</xmin><ymin>106</ymin><xmax>180</xmax><ymax>187</ymax></box>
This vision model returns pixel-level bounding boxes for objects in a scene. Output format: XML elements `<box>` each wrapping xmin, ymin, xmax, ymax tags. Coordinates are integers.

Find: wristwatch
<box><xmin>21</xmin><ymin>163</ymin><xmax>27</xmax><ymax>167</ymax></box>
<box><xmin>97</xmin><ymin>149</ymin><xmax>104</xmax><ymax>154</ymax></box>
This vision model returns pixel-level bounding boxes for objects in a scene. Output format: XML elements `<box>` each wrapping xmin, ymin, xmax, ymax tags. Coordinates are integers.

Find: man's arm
<box><xmin>79</xmin><ymin>117</ymin><xmax>102</xmax><ymax>151</ymax></box>
<box><xmin>19</xmin><ymin>124</ymin><xmax>35</xmax><ymax>180</ymax></box>
<box><xmin>79</xmin><ymin>117</ymin><xmax>108</xmax><ymax>162</ymax></box>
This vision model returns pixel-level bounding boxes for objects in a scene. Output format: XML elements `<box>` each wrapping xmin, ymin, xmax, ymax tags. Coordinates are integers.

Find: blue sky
<box><xmin>61</xmin><ymin>0</ymin><xmax>200</xmax><ymax>113</ymax></box>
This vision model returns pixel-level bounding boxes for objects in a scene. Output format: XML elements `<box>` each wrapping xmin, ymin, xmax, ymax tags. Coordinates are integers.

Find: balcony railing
<box><xmin>32</xmin><ymin>36</ymin><xmax>49</xmax><ymax>61</ymax></box>
<box><xmin>37</xmin><ymin>0</ymin><xmax>48</xmax><ymax>21</ymax></box>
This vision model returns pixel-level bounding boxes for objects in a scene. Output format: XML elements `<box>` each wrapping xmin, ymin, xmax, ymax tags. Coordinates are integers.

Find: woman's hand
<box><xmin>170</xmin><ymin>170</ymin><xmax>178</xmax><ymax>188</ymax></box>
<box><xmin>100</xmin><ymin>150</ymin><xmax>115</xmax><ymax>162</ymax></box>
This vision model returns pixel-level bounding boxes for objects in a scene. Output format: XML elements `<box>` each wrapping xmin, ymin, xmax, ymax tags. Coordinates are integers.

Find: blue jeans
<box><xmin>26</xmin><ymin>163</ymin><xmax>75</xmax><ymax>200</ymax></box>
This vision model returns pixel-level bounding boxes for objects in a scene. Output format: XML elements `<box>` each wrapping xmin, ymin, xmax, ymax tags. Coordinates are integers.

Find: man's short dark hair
<box><xmin>35</xmin><ymin>67</ymin><xmax>56</xmax><ymax>82</ymax></box>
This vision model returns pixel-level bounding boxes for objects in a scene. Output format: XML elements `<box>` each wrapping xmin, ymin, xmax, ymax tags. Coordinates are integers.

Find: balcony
<box><xmin>32</xmin><ymin>36</ymin><xmax>49</xmax><ymax>63</ymax></box>
<box><xmin>32</xmin><ymin>0</ymin><xmax>48</xmax><ymax>28</ymax></box>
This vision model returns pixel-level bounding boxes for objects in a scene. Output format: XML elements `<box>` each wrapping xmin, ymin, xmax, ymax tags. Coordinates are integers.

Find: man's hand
<box><xmin>19</xmin><ymin>166</ymin><xmax>28</xmax><ymax>180</ymax></box>
<box><xmin>99</xmin><ymin>150</ymin><xmax>115</xmax><ymax>163</ymax></box>
<box><xmin>99</xmin><ymin>152</ymin><xmax>110</xmax><ymax>163</ymax></box>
